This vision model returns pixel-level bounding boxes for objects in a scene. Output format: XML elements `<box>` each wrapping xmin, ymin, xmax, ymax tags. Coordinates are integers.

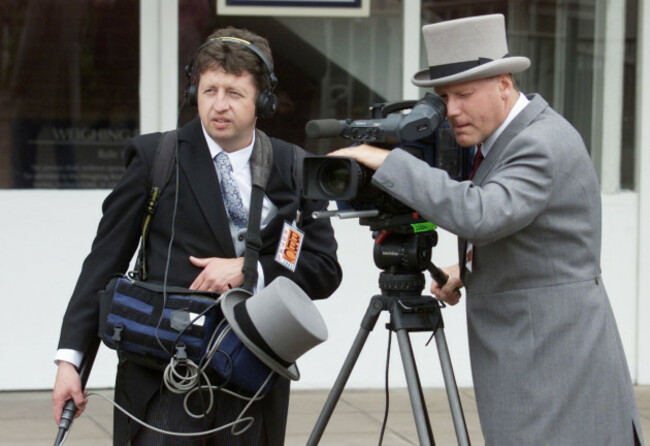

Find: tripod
<box><xmin>307</xmin><ymin>217</ymin><xmax>471</xmax><ymax>446</ymax></box>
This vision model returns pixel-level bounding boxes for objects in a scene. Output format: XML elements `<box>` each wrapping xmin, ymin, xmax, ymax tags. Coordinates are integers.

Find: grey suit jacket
<box><xmin>373</xmin><ymin>94</ymin><xmax>643</xmax><ymax>445</ymax></box>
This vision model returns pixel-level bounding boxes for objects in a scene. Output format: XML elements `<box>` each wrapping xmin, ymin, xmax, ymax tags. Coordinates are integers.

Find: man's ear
<box><xmin>497</xmin><ymin>73</ymin><xmax>515</xmax><ymax>98</ymax></box>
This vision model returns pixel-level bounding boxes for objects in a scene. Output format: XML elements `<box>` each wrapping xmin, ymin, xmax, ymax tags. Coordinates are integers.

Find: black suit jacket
<box><xmin>58</xmin><ymin>117</ymin><xmax>342</xmax><ymax>444</ymax></box>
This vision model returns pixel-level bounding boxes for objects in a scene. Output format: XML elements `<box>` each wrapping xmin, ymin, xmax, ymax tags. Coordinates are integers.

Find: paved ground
<box><xmin>1</xmin><ymin>386</ymin><xmax>649</xmax><ymax>445</ymax></box>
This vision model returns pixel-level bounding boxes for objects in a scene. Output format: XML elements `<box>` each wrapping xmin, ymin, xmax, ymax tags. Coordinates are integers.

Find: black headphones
<box><xmin>184</xmin><ymin>36</ymin><xmax>278</xmax><ymax>119</ymax></box>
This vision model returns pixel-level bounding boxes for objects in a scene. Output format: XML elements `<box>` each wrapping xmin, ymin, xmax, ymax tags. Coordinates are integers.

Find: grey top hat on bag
<box><xmin>220</xmin><ymin>276</ymin><xmax>328</xmax><ymax>381</ymax></box>
<box><xmin>412</xmin><ymin>13</ymin><xmax>530</xmax><ymax>88</ymax></box>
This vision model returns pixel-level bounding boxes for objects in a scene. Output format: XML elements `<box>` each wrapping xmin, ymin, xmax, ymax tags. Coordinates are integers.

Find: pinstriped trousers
<box><xmin>132</xmin><ymin>388</ymin><xmax>267</xmax><ymax>446</ymax></box>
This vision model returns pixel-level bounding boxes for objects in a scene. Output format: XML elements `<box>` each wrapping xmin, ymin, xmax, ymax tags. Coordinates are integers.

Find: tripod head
<box><xmin>311</xmin><ymin>208</ymin><xmax>449</xmax><ymax>296</ymax></box>
<box><xmin>360</xmin><ymin>212</ymin><xmax>445</xmax><ymax>298</ymax></box>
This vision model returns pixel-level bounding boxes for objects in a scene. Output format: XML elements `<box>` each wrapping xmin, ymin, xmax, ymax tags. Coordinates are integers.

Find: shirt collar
<box><xmin>201</xmin><ymin>123</ymin><xmax>255</xmax><ymax>174</ymax></box>
<box><xmin>481</xmin><ymin>92</ymin><xmax>530</xmax><ymax>156</ymax></box>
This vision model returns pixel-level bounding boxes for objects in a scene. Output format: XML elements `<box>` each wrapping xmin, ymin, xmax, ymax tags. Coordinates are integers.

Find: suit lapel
<box><xmin>472</xmin><ymin>94</ymin><xmax>548</xmax><ymax>185</ymax></box>
<box><xmin>178</xmin><ymin>118</ymin><xmax>236</xmax><ymax>257</ymax></box>
<box><xmin>462</xmin><ymin>94</ymin><xmax>548</xmax><ymax>279</ymax></box>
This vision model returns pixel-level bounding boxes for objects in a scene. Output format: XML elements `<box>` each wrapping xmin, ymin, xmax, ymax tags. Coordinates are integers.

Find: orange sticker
<box><xmin>275</xmin><ymin>221</ymin><xmax>305</xmax><ymax>272</ymax></box>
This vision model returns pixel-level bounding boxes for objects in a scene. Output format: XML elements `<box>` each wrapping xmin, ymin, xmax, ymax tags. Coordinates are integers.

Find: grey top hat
<box><xmin>412</xmin><ymin>14</ymin><xmax>530</xmax><ymax>88</ymax></box>
<box><xmin>220</xmin><ymin>276</ymin><xmax>328</xmax><ymax>381</ymax></box>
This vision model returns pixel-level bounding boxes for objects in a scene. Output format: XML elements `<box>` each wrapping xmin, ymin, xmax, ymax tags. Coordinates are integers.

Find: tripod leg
<box><xmin>435</xmin><ymin>328</ymin><xmax>471</xmax><ymax>446</ymax></box>
<box><xmin>395</xmin><ymin>329</ymin><xmax>435</xmax><ymax>446</ymax></box>
<box><xmin>307</xmin><ymin>297</ymin><xmax>385</xmax><ymax>446</ymax></box>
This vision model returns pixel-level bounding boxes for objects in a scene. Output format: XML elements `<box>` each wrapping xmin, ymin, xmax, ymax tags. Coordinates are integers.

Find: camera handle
<box><xmin>306</xmin><ymin>291</ymin><xmax>471</xmax><ymax>446</ymax></box>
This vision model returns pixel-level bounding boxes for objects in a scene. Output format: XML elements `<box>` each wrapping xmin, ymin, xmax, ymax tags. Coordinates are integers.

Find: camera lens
<box><xmin>303</xmin><ymin>156</ymin><xmax>369</xmax><ymax>200</ymax></box>
<box><xmin>319</xmin><ymin>158</ymin><xmax>352</xmax><ymax>196</ymax></box>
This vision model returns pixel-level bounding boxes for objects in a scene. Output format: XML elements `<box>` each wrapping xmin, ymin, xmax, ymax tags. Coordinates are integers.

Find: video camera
<box><xmin>302</xmin><ymin>93</ymin><xmax>470</xmax><ymax>214</ymax></box>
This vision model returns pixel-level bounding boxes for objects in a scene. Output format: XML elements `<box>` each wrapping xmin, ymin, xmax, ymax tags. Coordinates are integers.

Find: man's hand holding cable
<box><xmin>431</xmin><ymin>264</ymin><xmax>464</xmax><ymax>306</ymax></box>
<box><xmin>189</xmin><ymin>256</ymin><xmax>245</xmax><ymax>293</ymax></box>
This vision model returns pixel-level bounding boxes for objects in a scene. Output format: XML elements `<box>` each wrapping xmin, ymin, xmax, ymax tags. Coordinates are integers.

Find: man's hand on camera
<box><xmin>431</xmin><ymin>264</ymin><xmax>464</xmax><ymax>306</ymax></box>
<box><xmin>189</xmin><ymin>256</ymin><xmax>245</xmax><ymax>293</ymax></box>
<box><xmin>328</xmin><ymin>144</ymin><xmax>390</xmax><ymax>171</ymax></box>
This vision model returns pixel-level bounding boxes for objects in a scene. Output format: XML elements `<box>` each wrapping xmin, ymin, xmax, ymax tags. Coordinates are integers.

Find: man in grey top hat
<box><xmin>329</xmin><ymin>13</ymin><xmax>644</xmax><ymax>446</ymax></box>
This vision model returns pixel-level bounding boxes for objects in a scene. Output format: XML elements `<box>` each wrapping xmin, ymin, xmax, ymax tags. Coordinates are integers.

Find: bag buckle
<box><xmin>111</xmin><ymin>323</ymin><xmax>124</xmax><ymax>343</ymax></box>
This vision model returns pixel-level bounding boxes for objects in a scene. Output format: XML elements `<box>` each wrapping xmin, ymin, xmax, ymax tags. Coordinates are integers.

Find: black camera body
<box><xmin>303</xmin><ymin>93</ymin><xmax>470</xmax><ymax>214</ymax></box>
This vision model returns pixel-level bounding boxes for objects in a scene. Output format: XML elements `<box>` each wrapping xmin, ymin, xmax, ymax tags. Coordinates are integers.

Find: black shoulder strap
<box><xmin>241</xmin><ymin>135</ymin><xmax>307</xmax><ymax>292</ymax></box>
<box><xmin>241</xmin><ymin>130</ymin><xmax>274</xmax><ymax>292</ymax></box>
<box><xmin>293</xmin><ymin>144</ymin><xmax>306</xmax><ymax>198</ymax></box>
<box><xmin>131</xmin><ymin>130</ymin><xmax>177</xmax><ymax>281</ymax></box>
<box><xmin>150</xmin><ymin>131</ymin><xmax>178</xmax><ymax>193</ymax></box>
<box><xmin>241</xmin><ymin>185</ymin><xmax>265</xmax><ymax>292</ymax></box>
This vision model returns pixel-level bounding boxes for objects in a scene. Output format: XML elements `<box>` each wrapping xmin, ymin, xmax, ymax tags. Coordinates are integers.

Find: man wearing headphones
<box><xmin>52</xmin><ymin>27</ymin><xmax>342</xmax><ymax>445</ymax></box>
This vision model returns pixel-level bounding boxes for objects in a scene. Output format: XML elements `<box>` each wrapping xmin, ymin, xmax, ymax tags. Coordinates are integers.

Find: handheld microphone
<box><xmin>54</xmin><ymin>342</ymin><xmax>99</xmax><ymax>446</ymax></box>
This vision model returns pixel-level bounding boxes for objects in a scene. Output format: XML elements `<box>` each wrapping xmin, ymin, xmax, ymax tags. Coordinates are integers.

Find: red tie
<box><xmin>469</xmin><ymin>143</ymin><xmax>484</xmax><ymax>180</ymax></box>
